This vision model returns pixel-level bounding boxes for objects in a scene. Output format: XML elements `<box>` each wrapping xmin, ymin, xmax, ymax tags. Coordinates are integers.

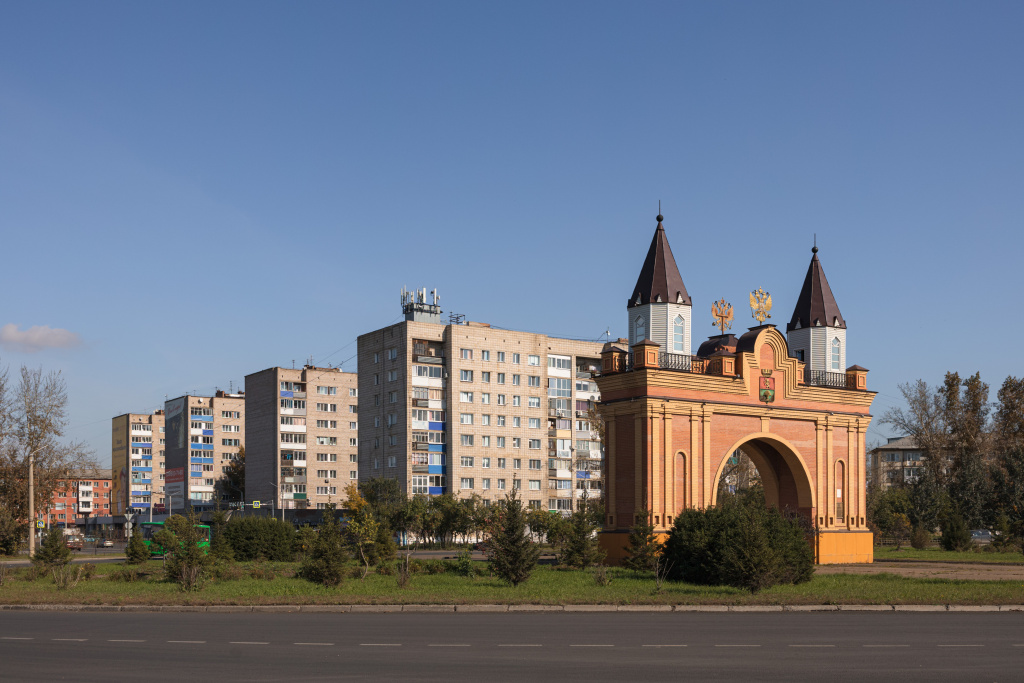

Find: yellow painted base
<box><xmin>600</xmin><ymin>528</ymin><xmax>874</xmax><ymax>566</ymax></box>
<box><xmin>816</xmin><ymin>529</ymin><xmax>873</xmax><ymax>564</ymax></box>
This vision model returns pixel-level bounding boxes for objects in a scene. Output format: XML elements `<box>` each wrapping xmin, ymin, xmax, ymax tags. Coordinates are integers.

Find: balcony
<box><xmin>415</xmin><ymin>355</ymin><xmax>443</xmax><ymax>365</ymax></box>
<box><xmin>412</xmin><ymin>399</ymin><xmax>430</xmax><ymax>408</ymax></box>
<box><xmin>804</xmin><ymin>369</ymin><xmax>848</xmax><ymax>388</ymax></box>
<box><xmin>548</xmin><ymin>408</ymin><xmax>571</xmax><ymax>418</ymax></box>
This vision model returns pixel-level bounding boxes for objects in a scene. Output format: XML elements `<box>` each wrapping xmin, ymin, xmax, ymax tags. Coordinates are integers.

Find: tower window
<box><xmin>795</xmin><ymin>349</ymin><xmax>805</xmax><ymax>362</ymax></box>
<box><xmin>673</xmin><ymin>315</ymin><xmax>685</xmax><ymax>353</ymax></box>
<box><xmin>635</xmin><ymin>316</ymin><xmax>646</xmax><ymax>342</ymax></box>
<box><xmin>831</xmin><ymin>337</ymin><xmax>841</xmax><ymax>371</ymax></box>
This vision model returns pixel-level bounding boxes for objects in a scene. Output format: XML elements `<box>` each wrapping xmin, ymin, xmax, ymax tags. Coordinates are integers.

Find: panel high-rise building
<box><xmin>245</xmin><ymin>366</ymin><xmax>359</xmax><ymax>511</ymax></box>
<box><xmin>357</xmin><ymin>288</ymin><xmax>605</xmax><ymax>512</ymax></box>
<box><xmin>111</xmin><ymin>411</ymin><xmax>165</xmax><ymax>515</ymax></box>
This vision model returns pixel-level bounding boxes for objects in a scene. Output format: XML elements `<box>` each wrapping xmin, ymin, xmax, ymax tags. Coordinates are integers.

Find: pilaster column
<box><xmin>701</xmin><ymin>406</ymin><xmax>713</xmax><ymax>507</ymax></box>
<box><xmin>664</xmin><ymin>412</ymin><xmax>673</xmax><ymax>521</ymax></box>
<box><xmin>606</xmin><ymin>418</ymin><xmax>616</xmax><ymax>528</ymax></box>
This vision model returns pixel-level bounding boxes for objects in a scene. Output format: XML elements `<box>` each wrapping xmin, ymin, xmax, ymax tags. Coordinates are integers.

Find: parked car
<box><xmin>65</xmin><ymin>536</ymin><xmax>84</xmax><ymax>551</ymax></box>
<box><xmin>84</xmin><ymin>536</ymin><xmax>97</xmax><ymax>543</ymax></box>
<box><xmin>100</xmin><ymin>539</ymin><xmax>114</xmax><ymax>548</ymax></box>
<box><xmin>971</xmin><ymin>530</ymin><xmax>993</xmax><ymax>543</ymax></box>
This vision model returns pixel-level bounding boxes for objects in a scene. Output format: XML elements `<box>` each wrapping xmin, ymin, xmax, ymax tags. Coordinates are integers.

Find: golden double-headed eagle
<box><xmin>711</xmin><ymin>298</ymin><xmax>733</xmax><ymax>333</ymax></box>
<box><xmin>749</xmin><ymin>287</ymin><xmax>772</xmax><ymax>323</ymax></box>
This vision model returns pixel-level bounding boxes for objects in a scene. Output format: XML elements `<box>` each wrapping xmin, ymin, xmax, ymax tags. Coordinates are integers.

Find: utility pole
<box><xmin>27</xmin><ymin>449</ymin><xmax>35</xmax><ymax>556</ymax></box>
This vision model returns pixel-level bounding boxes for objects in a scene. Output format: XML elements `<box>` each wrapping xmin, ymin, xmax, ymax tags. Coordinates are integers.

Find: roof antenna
<box><xmin>813</xmin><ymin>233</ymin><xmax>818</xmax><ymax>254</ymax></box>
<box><xmin>657</xmin><ymin>200</ymin><xmax>663</xmax><ymax>223</ymax></box>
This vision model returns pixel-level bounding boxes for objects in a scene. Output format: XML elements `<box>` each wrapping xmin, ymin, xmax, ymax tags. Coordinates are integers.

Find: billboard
<box><xmin>165</xmin><ymin>467</ymin><xmax>186</xmax><ymax>500</ymax></box>
<box><xmin>165</xmin><ymin>397</ymin><xmax>186</xmax><ymax>450</ymax></box>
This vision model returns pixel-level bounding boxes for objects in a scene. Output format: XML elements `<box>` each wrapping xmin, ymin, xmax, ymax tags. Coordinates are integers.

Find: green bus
<box><xmin>138</xmin><ymin>521</ymin><xmax>211</xmax><ymax>556</ymax></box>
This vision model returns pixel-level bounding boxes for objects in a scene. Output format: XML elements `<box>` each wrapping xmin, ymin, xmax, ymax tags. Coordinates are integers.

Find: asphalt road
<box><xmin>1</xmin><ymin>612</ymin><xmax>1022</xmax><ymax>682</ymax></box>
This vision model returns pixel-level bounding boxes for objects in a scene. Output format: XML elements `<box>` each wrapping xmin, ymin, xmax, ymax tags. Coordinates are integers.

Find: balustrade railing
<box><xmin>804</xmin><ymin>369</ymin><xmax>847</xmax><ymax>388</ymax></box>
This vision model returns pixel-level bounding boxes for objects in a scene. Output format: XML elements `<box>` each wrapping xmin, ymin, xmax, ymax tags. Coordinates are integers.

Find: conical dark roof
<box><xmin>787</xmin><ymin>246</ymin><xmax>846</xmax><ymax>332</ymax></box>
<box><xmin>628</xmin><ymin>216</ymin><xmax>691</xmax><ymax>308</ymax></box>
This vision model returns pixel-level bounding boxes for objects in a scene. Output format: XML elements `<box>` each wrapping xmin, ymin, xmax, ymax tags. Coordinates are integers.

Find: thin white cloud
<box><xmin>0</xmin><ymin>324</ymin><xmax>82</xmax><ymax>353</ymax></box>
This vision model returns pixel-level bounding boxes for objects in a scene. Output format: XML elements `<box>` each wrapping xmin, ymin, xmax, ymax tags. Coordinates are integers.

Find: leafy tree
<box><xmin>124</xmin><ymin>527</ymin><xmax>149</xmax><ymax>565</ymax></box>
<box><xmin>623</xmin><ymin>510</ymin><xmax>661</xmax><ymax>573</ymax></box>
<box><xmin>360</xmin><ymin>478</ymin><xmax>406</xmax><ymax>531</ymax></box>
<box><xmin>910</xmin><ymin>523</ymin><xmax>931</xmax><ymax>550</ymax></box>
<box><xmin>153</xmin><ymin>513</ymin><xmax>211</xmax><ymax>591</ymax></box>
<box><xmin>940</xmin><ymin>514</ymin><xmax>973</xmax><ymax>552</ymax></box>
<box><xmin>347</xmin><ymin>509</ymin><xmax>380</xmax><ymax>579</ymax></box>
<box><xmin>32</xmin><ymin>526</ymin><xmax>71</xmax><ymax>569</ymax></box>
<box><xmin>906</xmin><ymin>467</ymin><xmax>947</xmax><ymax>531</ymax></box>
<box><xmin>486</xmin><ymin>491</ymin><xmax>541</xmax><ymax>587</ymax></box>
<box><xmin>526</xmin><ymin>508</ymin><xmax>553</xmax><ymax>543</ymax></box>
<box><xmin>0</xmin><ymin>507</ymin><xmax>23</xmax><ymax>556</ymax></box>
<box><xmin>299</xmin><ymin>504</ymin><xmax>347</xmax><ymax>587</ymax></box>
<box><xmin>991</xmin><ymin>447</ymin><xmax>1024</xmax><ymax>530</ymax></box>
<box><xmin>881</xmin><ymin>380</ymin><xmax>948</xmax><ymax>483</ymax></box>
<box><xmin>989</xmin><ymin>513</ymin><xmax>1017</xmax><ymax>553</ymax></box>
<box><xmin>994</xmin><ymin>376</ymin><xmax>1024</xmax><ymax>455</ymax></box>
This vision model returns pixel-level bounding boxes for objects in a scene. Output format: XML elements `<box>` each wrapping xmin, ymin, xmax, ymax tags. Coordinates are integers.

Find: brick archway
<box><xmin>710</xmin><ymin>433</ymin><xmax>815</xmax><ymax>520</ymax></box>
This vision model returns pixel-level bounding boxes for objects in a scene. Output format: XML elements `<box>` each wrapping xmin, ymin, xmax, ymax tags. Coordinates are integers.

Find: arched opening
<box><xmin>675</xmin><ymin>450</ymin><xmax>688</xmax><ymax>512</ymax></box>
<box><xmin>673</xmin><ymin>315</ymin><xmax>685</xmax><ymax>353</ymax></box>
<box><xmin>711</xmin><ymin>435</ymin><xmax>815</xmax><ymax>523</ymax></box>
<box><xmin>835</xmin><ymin>460</ymin><xmax>846</xmax><ymax>526</ymax></box>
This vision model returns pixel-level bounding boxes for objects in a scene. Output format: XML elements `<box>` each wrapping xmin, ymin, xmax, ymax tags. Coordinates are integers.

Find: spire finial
<box><xmin>812</xmin><ymin>233</ymin><xmax>818</xmax><ymax>254</ymax></box>
<box><xmin>656</xmin><ymin>200</ymin><xmax>663</xmax><ymax>224</ymax></box>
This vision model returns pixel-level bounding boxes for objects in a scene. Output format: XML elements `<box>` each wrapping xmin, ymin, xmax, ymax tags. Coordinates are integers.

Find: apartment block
<box><xmin>45</xmin><ymin>469</ymin><xmax>113</xmax><ymax>526</ymax></box>
<box><xmin>357</xmin><ymin>289</ymin><xmax>605</xmax><ymax>512</ymax></box>
<box><xmin>245</xmin><ymin>366</ymin><xmax>359</xmax><ymax>510</ymax></box>
<box><xmin>868</xmin><ymin>436</ymin><xmax>924</xmax><ymax>492</ymax></box>
<box><xmin>164</xmin><ymin>391</ymin><xmax>245</xmax><ymax>511</ymax></box>
<box><xmin>111</xmin><ymin>411</ymin><xmax>166</xmax><ymax>515</ymax></box>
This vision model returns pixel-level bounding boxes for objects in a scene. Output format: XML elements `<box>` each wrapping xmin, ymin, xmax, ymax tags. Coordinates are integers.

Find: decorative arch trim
<box><xmin>709</xmin><ymin>432</ymin><xmax>816</xmax><ymax>509</ymax></box>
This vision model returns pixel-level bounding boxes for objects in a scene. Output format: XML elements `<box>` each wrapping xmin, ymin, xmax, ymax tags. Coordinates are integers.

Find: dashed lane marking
<box><xmin>937</xmin><ymin>645</ymin><xmax>984</xmax><ymax>648</ymax></box>
<box><xmin>0</xmin><ymin>637</ymin><xmax>32</xmax><ymax>640</ymax></box>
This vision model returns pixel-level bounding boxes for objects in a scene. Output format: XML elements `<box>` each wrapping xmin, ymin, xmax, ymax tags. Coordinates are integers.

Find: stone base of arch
<box><xmin>598</xmin><ymin>528</ymin><xmax>873</xmax><ymax>567</ymax></box>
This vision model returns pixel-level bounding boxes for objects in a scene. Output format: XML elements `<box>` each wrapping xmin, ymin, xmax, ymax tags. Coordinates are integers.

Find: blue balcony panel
<box><xmin>191</xmin><ymin>415</ymin><xmax>213</xmax><ymax>422</ymax></box>
<box><xmin>130</xmin><ymin>442</ymin><xmax>153</xmax><ymax>448</ymax></box>
<box><xmin>131</xmin><ymin>466</ymin><xmax>153</xmax><ymax>473</ymax></box>
<box><xmin>280</xmin><ymin>390</ymin><xmax>294</xmax><ymax>398</ymax></box>
<box><xmin>428</xmin><ymin>422</ymin><xmax>444</xmax><ymax>431</ymax></box>
<box><xmin>576</xmin><ymin>471</ymin><xmax>590</xmax><ymax>479</ymax></box>
<box><xmin>427</xmin><ymin>444</ymin><xmax>445</xmax><ymax>452</ymax></box>
<box><xmin>427</xmin><ymin>465</ymin><xmax>445</xmax><ymax>475</ymax></box>
<box><xmin>201</xmin><ymin>429</ymin><xmax>213</xmax><ymax>436</ymax></box>
<box><xmin>427</xmin><ymin>486</ymin><xmax>445</xmax><ymax>496</ymax></box>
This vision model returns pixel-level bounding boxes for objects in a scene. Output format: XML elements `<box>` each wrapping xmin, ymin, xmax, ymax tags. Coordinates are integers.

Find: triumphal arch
<box><xmin>595</xmin><ymin>215</ymin><xmax>876</xmax><ymax>564</ymax></box>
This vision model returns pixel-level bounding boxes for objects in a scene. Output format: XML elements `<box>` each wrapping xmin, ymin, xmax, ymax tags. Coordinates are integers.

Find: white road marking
<box><xmin>642</xmin><ymin>644</ymin><xmax>687</xmax><ymax>648</ymax></box>
<box><xmin>360</xmin><ymin>643</ymin><xmax>401</xmax><ymax>646</ymax></box>
<box><xmin>230</xmin><ymin>642</ymin><xmax>269</xmax><ymax>645</ymax></box>
<box><xmin>108</xmin><ymin>640</ymin><xmax>145</xmax><ymax>643</ymax></box>
<box><xmin>1</xmin><ymin>637</ymin><xmax>32</xmax><ymax>640</ymax></box>
<box><xmin>168</xmin><ymin>641</ymin><xmax>206</xmax><ymax>644</ymax></box>
<box><xmin>295</xmin><ymin>642</ymin><xmax>333</xmax><ymax>646</ymax></box>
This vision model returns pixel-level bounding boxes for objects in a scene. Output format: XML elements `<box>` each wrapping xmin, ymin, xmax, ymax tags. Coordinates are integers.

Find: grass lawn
<box><xmin>874</xmin><ymin>547</ymin><xmax>1024</xmax><ymax>564</ymax></box>
<box><xmin>0</xmin><ymin>560</ymin><xmax>1022</xmax><ymax>606</ymax></box>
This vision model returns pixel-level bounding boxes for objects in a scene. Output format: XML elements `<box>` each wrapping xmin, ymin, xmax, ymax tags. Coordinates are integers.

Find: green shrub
<box><xmin>80</xmin><ymin>562</ymin><xmax>96</xmax><ymax>580</ymax></box>
<box><xmin>154</xmin><ymin>513</ymin><xmax>212</xmax><ymax>592</ymax></box>
<box><xmin>910</xmin><ymin>524</ymin><xmax>931</xmax><ymax>550</ymax></box>
<box><xmin>109</xmin><ymin>565</ymin><xmax>142</xmax><ymax>583</ymax></box>
<box><xmin>249</xmin><ymin>562</ymin><xmax>276</xmax><ymax>581</ymax></box>
<box><xmin>32</xmin><ymin>528</ymin><xmax>71</xmax><ymax>569</ymax></box>
<box><xmin>941</xmin><ymin>514</ymin><xmax>973</xmax><ymax>552</ymax></box>
<box><xmin>223</xmin><ymin>517</ymin><xmax>295</xmax><ymax>561</ymax></box>
<box><xmin>448</xmin><ymin>548</ymin><xmax>474</xmax><ymax>577</ymax></box>
<box><xmin>294</xmin><ymin>526</ymin><xmax>318</xmax><ymax>562</ymax></box>
<box><xmin>990</xmin><ymin>513</ymin><xmax>1017</xmax><ymax>553</ymax></box>
<box><xmin>124</xmin><ymin>528</ymin><xmax>150</xmax><ymax>565</ymax></box>
<box><xmin>0</xmin><ymin>508</ymin><xmax>24</xmax><ymax>556</ymax></box>
<box><xmin>661</xmin><ymin>488</ymin><xmax>814</xmax><ymax>593</ymax></box>
<box><xmin>212</xmin><ymin>563</ymin><xmax>244</xmax><ymax>581</ymax></box>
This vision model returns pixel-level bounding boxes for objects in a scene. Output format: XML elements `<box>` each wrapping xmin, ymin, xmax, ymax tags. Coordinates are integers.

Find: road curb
<box><xmin>0</xmin><ymin>603</ymin><xmax>1020</xmax><ymax>613</ymax></box>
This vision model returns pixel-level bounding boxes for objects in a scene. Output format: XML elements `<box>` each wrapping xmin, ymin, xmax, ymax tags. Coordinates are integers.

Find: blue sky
<box><xmin>2</xmin><ymin>1</ymin><xmax>1022</xmax><ymax>465</ymax></box>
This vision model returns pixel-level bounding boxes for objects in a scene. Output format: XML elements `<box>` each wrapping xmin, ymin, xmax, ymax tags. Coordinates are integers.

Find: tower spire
<box><xmin>628</xmin><ymin>213</ymin><xmax>689</xmax><ymax>308</ymax></box>
<box><xmin>787</xmin><ymin>244</ymin><xmax>844</xmax><ymax>332</ymax></box>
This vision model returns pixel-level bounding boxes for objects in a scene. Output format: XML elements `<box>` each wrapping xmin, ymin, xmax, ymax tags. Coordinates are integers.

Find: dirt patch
<box><xmin>818</xmin><ymin>561</ymin><xmax>1024</xmax><ymax>581</ymax></box>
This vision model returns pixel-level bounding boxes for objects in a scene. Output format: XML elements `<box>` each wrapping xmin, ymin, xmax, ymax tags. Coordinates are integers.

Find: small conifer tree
<box><xmin>623</xmin><ymin>509</ymin><xmax>662</xmax><ymax>574</ymax></box>
<box><xmin>941</xmin><ymin>514</ymin><xmax>973</xmax><ymax>552</ymax></box>
<box><xmin>33</xmin><ymin>527</ymin><xmax>71</xmax><ymax>569</ymax></box>
<box><xmin>559</xmin><ymin>500</ymin><xmax>606</xmax><ymax>570</ymax></box>
<box><xmin>124</xmin><ymin>528</ymin><xmax>150</xmax><ymax>565</ymax></box>
<box><xmin>300</xmin><ymin>504</ymin><xmax>347</xmax><ymax>586</ymax></box>
<box><xmin>486</xmin><ymin>491</ymin><xmax>541</xmax><ymax>587</ymax></box>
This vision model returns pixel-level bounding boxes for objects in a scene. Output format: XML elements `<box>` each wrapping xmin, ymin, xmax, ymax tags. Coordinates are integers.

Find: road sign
<box><xmin>36</xmin><ymin>521</ymin><xmax>44</xmax><ymax>529</ymax></box>
<box><xmin>252</xmin><ymin>501</ymin><xmax>260</xmax><ymax>509</ymax></box>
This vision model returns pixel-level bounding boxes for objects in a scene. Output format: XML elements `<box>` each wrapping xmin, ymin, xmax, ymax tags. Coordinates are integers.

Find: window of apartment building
<box><xmin>513</xmin><ymin>416</ymin><xmax>521</xmax><ymax>428</ymax></box>
<box><xmin>497</xmin><ymin>394</ymin><xmax>506</xmax><ymax>406</ymax></box>
<box><xmin>528</xmin><ymin>355</ymin><xmax>540</xmax><ymax>366</ymax></box>
<box><xmin>460</xmin><ymin>370</ymin><xmax>473</xmax><ymax>382</ymax></box>
<box><xmin>386</xmin><ymin>348</ymin><xmax>397</xmax><ymax>361</ymax></box>
<box><xmin>461</xmin><ymin>478</ymin><xmax>473</xmax><ymax>490</ymax></box>
<box><xmin>482</xmin><ymin>350</ymin><xmax>490</xmax><ymax>361</ymax></box>
<box><xmin>497</xmin><ymin>373</ymin><xmax>505</xmax><ymax>385</ymax></box>
<box><xmin>513</xmin><ymin>396</ymin><xmax>521</xmax><ymax>407</ymax></box>
<box><xmin>513</xmin><ymin>479</ymin><xmax>522</xmax><ymax>490</ymax></box>
<box><xmin>350</xmin><ymin>471</ymin><xmax>358</xmax><ymax>480</ymax></box>
<box><xmin>529</xmin><ymin>480</ymin><xmax>541</xmax><ymax>491</ymax></box>
<box><xmin>411</xmin><ymin>476</ymin><xmax>428</xmax><ymax>494</ymax></box>
<box><xmin>316</xmin><ymin>470</ymin><xmax>330</xmax><ymax>478</ymax></box>
<box><xmin>316</xmin><ymin>403</ymin><xmax>338</xmax><ymax>412</ymax></box>
<box><xmin>374</xmin><ymin>416</ymin><xmax>381</xmax><ymax>427</ymax></box>
<box><xmin>461</xmin><ymin>435</ymin><xmax>474</xmax><ymax>447</ymax></box>
<box><xmin>528</xmin><ymin>376</ymin><xmax>541</xmax><ymax>388</ymax></box>
<box><xmin>496</xmin><ymin>436</ymin><xmax>506</xmax><ymax>448</ymax></box>
<box><xmin>316</xmin><ymin>420</ymin><xmax>338</xmax><ymax>428</ymax></box>
<box><xmin>529</xmin><ymin>397</ymin><xmax>541</xmax><ymax>408</ymax></box>
<box><xmin>497</xmin><ymin>457</ymin><xmax>507</xmax><ymax>469</ymax></box>
<box><xmin>529</xmin><ymin>418</ymin><xmax>541</xmax><ymax>429</ymax></box>
<box><xmin>482</xmin><ymin>478</ymin><xmax>491</xmax><ymax>490</ymax></box>
<box><xmin>280</xmin><ymin>381</ymin><xmax>305</xmax><ymax>392</ymax></box>
<box><xmin>460</xmin><ymin>348</ymin><xmax>473</xmax><ymax>360</ymax></box>
<box><xmin>497</xmin><ymin>479</ymin><xmax>506</xmax><ymax>490</ymax></box>
<box><xmin>222</xmin><ymin>438</ymin><xmax>240</xmax><ymax>447</ymax></box>
<box><xmin>481</xmin><ymin>435</ymin><xmax>491</xmax><ymax>447</ymax></box>
<box><xmin>481</xmin><ymin>457</ymin><xmax>491</xmax><ymax>468</ymax></box>
<box><xmin>480</xmin><ymin>414</ymin><xmax>490</xmax><ymax>426</ymax></box>
<box><xmin>349</xmin><ymin>421</ymin><xmax>357</xmax><ymax>429</ymax></box>
<box><xmin>512</xmin><ymin>353</ymin><xmax>521</xmax><ymax>364</ymax></box>
<box><xmin>460</xmin><ymin>392</ymin><xmax>473</xmax><ymax>403</ymax></box>
<box><xmin>481</xmin><ymin>371</ymin><xmax>491</xmax><ymax>383</ymax></box>
<box><xmin>497</xmin><ymin>351</ymin><xmax>506</xmax><ymax>363</ymax></box>
<box><xmin>497</xmin><ymin>415</ymin><xmax>506</xmax><ymax>426</ymax></box>
<box><xmin>548</xmin><ymin>378</ymin><xmax>571</xmax><ymax>396</ymax></box>
<box><xmin>221</xmin><ymin>424</ymin><xmax>241</xmax><ymax>433</ymax></box>
<box><xmin>349</xmin><ymin>388</ymin><xmax>357</xmax><ymax>397</ymax></box>
<box><xmin>280</xmin><ymin>399</ymin><xmax>306</xmax><ymax>410</ymax></box>
<box><xmin>460</xmin><ymin>413</ymin><xmax>474</xmax><ymax>425</ymax></box>
<box><xmin>551</xmin><ymin>480</ymin><xmax>571</xmax><ymax>490</ymax></box>
<box><xmin>190</xmin><ymin>407</ymin><xmax>213</xmax><ymax>417</ymax></box>
<box><xmin>388</xmin><ymin>391</ymin><xmax>398</xmax><ymax>403</ymax></box>
<box><xmin>373</xmin><ymin>352</ymin><xmax>380</xmax><ymax>364</ymax></box>
<box><xmin>513</xmin><ymin>458</ymin><xmax>522</xmax><ymax>469</ymax></box>
<box><xmin>221</xmin><ymin>411</ymin><xmax>241</xmax><ymax>419</ymax></box>
<box><xmin>317</xmin><ymin>386</ymin><xmax>337</xmax><ymax>395</ymax></box>
<box><xmin>387</xmin><ymin>370</ymin><xmax>398</xmax><ymax>382</ymax></box>
<box><xmin>349</xmin><ymin>405</ymin><xmax>357</xmax><ymax>413</ymax></box>
<box><xmin>510</xmin><ymin>373</ymin><xmax>522</xmax><ymax>388</ymax></box>
<box><xmin>461</xmin><ymin>456</ymin><xmax>474</xmax><ymax>467</ymax></box>
<box><xmin>190</xmin><ymin>420</ymin><xmax>207</xmax><ymax>430</ymax></box>
<box><xmin>374</xmin><ymin>374</ymin><xmax>380</xmax><ymax>385</ymax></box>
<box><xmin>317</xmin><ymin>453</ymin><xmax>338</xmax><ymax>462</ymax></box>
<box><xmin>349</xmin><ymin>454</ymin><xmax>357</xmax><ymax>463</ymax></box>
<box><xmin>387</xmin><ymin>456</ymin><xmax>396</xmax><ymax>468</ymax></box>
<box><xmin>548</xmin><ymin>355</ymin><xmax>571</xmax><ymax>369</ymax></box>
<box><xmin>528</xmin><ymin>439</ymin><xmax>541</xmax><ymax>449</ymax></box>
<box><xmin>386</xmin><ymin>413</ymin><xmax>397</xmax><ymax>426</ymax></box>
<box><xmin>512</xmin><ymin>438</ymin><xmax>521</xmax><ymax>449</ymax></box>
<box><xmin>316</xmin><ymin>436</ymin><xmax>337</xmax><ymax>446</ymax></box>
<box><xmin>529</xmin><ymin>459</ymin><xmax>542</xmax><ymax>469</ymax></box>
<box><xmin>281</xmin><ymin>416</ymin><xmax>305</xmax><ymax>426</ymax></box>
<box><xmin>414</xmin><ymin>365</ymin><xmax>442</xmax><ymax>378</ymax></box>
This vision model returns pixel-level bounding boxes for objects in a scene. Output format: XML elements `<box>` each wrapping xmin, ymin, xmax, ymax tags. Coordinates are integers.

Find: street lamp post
<box><xmin>26</xmin><ymin>445</ymin><xmax>47</xmax><ymax>556</ymax></box>
<box><xmin>269</xmin><ymin>483</ymin><xmax>284</xmax><ymax>522</ymax></box>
